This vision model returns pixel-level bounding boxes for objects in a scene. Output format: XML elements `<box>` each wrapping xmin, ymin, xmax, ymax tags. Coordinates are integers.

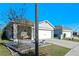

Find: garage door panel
<box><xmin>39</xmin><ymin>30</ymin><xmax>51</xmax><ymax>39</ymax></box>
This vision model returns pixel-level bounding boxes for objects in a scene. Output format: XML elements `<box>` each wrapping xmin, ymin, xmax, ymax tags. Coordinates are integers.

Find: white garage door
<box><xmin>39</xmin><ymin>30</ymin><xmax>51</xmax><ymax>39</ymax></box>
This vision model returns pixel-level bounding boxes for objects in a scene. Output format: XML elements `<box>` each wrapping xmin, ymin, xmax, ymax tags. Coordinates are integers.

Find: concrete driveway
<box><xmin>46</xmin><ymin>39</ymin><xmax>79</xmax><ymax>49</ymax></box>
<box><xmin>65</xmin><ymin>45</ymin><xmax>79</xmax><ymax>56</ymax></box>
<box><xmin>45</xmin><ymin>39</ymin><xmax>79</xmax><ymax>56</ymax></box>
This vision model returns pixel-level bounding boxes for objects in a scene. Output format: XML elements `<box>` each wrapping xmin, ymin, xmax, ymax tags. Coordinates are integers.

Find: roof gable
<box><xmin>39</xmin><ymin>20</ymin><xmax>54</xmax><ymax>30</ymax></box>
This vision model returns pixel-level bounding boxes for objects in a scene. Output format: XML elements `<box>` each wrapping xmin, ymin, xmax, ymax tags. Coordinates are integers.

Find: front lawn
<box><xmin>0</xmin><ymin>39</ymin><xmax>10</xmax><ymax>43</ymax></box>
<box><xmin>63</xmin><ymin>38</ymin><xmax>79</xmax><ymax>42</ymax></box>
<box><xmin>67</xmin><ymin>39</ymin><xmax>79</xmax><ymax>42</ymax></box>
<box><xmin>0</xmin><ymin>38</ymin><xmax>12</xmax><ymax>44</ymax></box>
<box><xmin>0</xmin><ymin>44</ymin><xmax>11</xmax><ymax>56</ymax></box>
<box><xmin>0</xmin><ymin>43</ymin><xmax>70</xmax><ymax>56</ymax></box>
<box><xmin>18</xmin><ymin>44</ymin><xmax>70</xmax><ymax>56</ymax></box>
<box><xmin>39</xmin><ymin>44</ymin><xmax>70</xmax><ymax>56</ymax></box>
<box><xmin>0</xmin><ymin>32</ymin><xmax>12</xmax><ymax>56</ymax></box>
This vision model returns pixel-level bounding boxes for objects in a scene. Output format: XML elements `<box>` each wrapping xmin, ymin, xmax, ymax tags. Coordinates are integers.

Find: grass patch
<box><xmin>0</xmin><ymin>44</ymin><xmax>11</xmax><ymax>56</ymax></box>
<box><xmin>39</xmin><ymin>44</ymin><xmax>70</xmax><ymax>56</ymax></box>
<box><xmin>63</xmin><ymin>38</ymin><xmax>79</xmax><ymax>42</ymax></box>
<box><xmin>0</xmin><ymin>30</ymin><xmax>12</xmax><ymax>56</ymax></box>
<box><xmin>68</xmin><ymin>39</ymin><xmax>79</xmax><ymax>42</ymax></box>
<box><xmin>24</xmin><ymin>44</ymin><xmax>70</xmax><ymax>56</ymax></box>
<box><xmin>0</xmin><ymin>39</ymin><xmax>11</xmax><ymax>43</ymax></box>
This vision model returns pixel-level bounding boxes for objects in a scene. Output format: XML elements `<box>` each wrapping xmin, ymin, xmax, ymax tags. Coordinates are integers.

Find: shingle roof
<box><xmin>55</xmin><ymin>26</ymin><xmax>72</xmax><ymax>31</ymax></box>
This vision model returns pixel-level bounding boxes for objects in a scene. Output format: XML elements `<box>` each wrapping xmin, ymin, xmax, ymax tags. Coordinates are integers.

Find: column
<box><xmin>31</xmin><ymin>27</ymin><xmax>34</xmax><ymax>40</ymax></box>
<box><xmin>13</xmin><ymin>23</ymin><xmax>18</xmax><ymax>42</ymax></box>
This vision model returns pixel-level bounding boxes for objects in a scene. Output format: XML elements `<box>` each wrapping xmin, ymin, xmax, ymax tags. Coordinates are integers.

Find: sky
<box><xmin>0</xmin><ymin>3</ymin><xmax>79</xmax><ymax>32</ymax></box>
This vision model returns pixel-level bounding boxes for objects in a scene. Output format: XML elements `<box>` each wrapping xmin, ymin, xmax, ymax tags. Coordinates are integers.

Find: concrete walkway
<box><xmin>46</xmin><ymin>39</ymin><xmax>79</xmax><ymax>49</ymax></box>
<box><xmin>65</xmin><ymin>45</ymin><xmax>79</xmax><ymax>56</ymax></box>
<box><xmin>45</xmin><ymin>39</ymin><xmax>79</xmax><ymax>56</ymax></box>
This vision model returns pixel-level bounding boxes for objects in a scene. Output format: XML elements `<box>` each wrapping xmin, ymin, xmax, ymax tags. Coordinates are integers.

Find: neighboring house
<box><xmin>76</xmin><ymin>32</ymin><xmax>79</xmax><ymax>36</ymax></box>
<box><xmin>54</xmin><ymin>26</ymin><xmax>73</xmax><ymax>39</ymax></box>
<box><xmin>73</xmin><ymin>32</ymin><xmax>79</xmax><ymax>37</ymax></box>
<box><xmin>73</xmin><ymin>32</ymin><xmax>77</xmax><ymax>36</ymax></box>
<box><xmin>2</xmin><ymin>20</ymin><xmax>54</xmax><ymax>41</ymax></box>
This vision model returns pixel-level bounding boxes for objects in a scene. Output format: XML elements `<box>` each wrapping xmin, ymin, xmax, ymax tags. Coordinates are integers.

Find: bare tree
<box><xmin>6</xmin><ymin>4</ymin><xmax>27</xmax><ymax>48</ymax></box>
<box><xmin>7</xmin><ymin>8</ymin><xmax>17</xmax><ymax>21</ymax></box>
<box><xmin>7</xmin><ymin>4</ymin><xmax>26</xmax><ymax>22</ymax></box>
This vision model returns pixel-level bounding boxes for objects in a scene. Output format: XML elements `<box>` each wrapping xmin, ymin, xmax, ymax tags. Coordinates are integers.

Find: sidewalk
<box><xmin>65</xmin><ymin>45</ymin><xmax>79</xmax><ymax>56</ymax></box>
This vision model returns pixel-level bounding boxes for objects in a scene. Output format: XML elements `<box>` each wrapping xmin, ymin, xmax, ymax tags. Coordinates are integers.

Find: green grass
<box><xmin>0</xmin><ymin>30</ymin><xmax>12</xmax><ymax>56</ymax></box>
<box><xmin>0</xmin><ymin>39</ymin><xmax>11</xmax><ymax>43</ymax></box>
<box><xmin>63</xmin><ymin>38</ymin><xmax>79</xmax><ymax>42</ymax></box>
<box><xmin>0</xmin><ymin>38</ymin><xmax>12</xmax><ymax>56</ymax></box>
<box><xmin>0</xmin><ymin>44</ymin><xmax>11</xmax><ymax>56</ymax></box>
<box><xmin>21</xmin><ymin>44</ymin><xmax>70</xmax><ymax>56</ymax></box>
<box><xmin>39</xmin><ymin>44</ymin><xmax>70</xmax><ymax>56</ymax></box>
<box><xmin>69</xmin><ymin>39</ymin><xmax>79</xmax><ymax>42</ymax></box>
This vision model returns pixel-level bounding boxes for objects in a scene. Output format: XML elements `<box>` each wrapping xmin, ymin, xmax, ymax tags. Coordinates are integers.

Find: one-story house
<box><xmin>54</xmin><ymin>26</ymin><xmax>73</xmax><ymax>39</ymax></box>
<box><xmin>73</xmin><ymin>31</ymin><xmax>79</xmax><ymax>37</ymax></box>
<box><xmin>2</xmin><ymin>20</ymin><xmax>54</xmax><ymax>41</ymax></box>
<box><xmin>37</xmin><ymin>20</ymin><xmax>54</xmax><ymax>40</ymax></box>
<box><xmin>2</xmin><ymin>20</ymin><xmax>33</xmax><ymax>41</ymax></box>
<box><xmin>76</xmin><ymin>32</ymin><xmax>79</xmax><ymax>36</ymax></box>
